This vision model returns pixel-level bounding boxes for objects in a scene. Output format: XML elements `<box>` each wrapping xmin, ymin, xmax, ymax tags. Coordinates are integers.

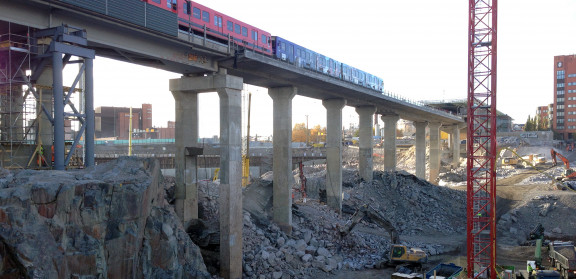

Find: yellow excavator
<box><xmin>338</xmin><ymin>204</ymin><xmax>428</xmax><ymax>267</ymax></box>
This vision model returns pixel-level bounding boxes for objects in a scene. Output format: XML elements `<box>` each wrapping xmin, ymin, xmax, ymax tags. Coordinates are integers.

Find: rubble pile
<box><xmin>344</xmin><ymin>171</ymin><xmax>467</xmax><ymax>236</ymax></box>
<box><xmin>497</xmin><ymin>193</ymin><xmax>576</xmax><ymax>245</ymax></box>
<box><xmin>193</xmin><ymin>167</ymin><xmax>468</xmax><ymax>278</ymax></box>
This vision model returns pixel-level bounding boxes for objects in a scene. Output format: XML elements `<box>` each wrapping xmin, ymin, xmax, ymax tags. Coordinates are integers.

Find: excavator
<box><xmin>550</xmin><ymin>149</ymin><xmax>576</xmax><ymax>190</ymax></box>
<box><xmin>551</xmin><ymin>149</ymin><xmax>576</xmax><ymax>181</ymax></box>
<box><xmin>338</xmin><ymin>204</ymin><xmax>428</xmax><ymax>268</ymax></box>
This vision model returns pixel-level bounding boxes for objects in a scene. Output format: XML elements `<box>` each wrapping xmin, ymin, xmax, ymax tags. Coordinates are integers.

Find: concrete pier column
<box><xmin>414</xmin><ymin>121</ymin><xmax>428</xmax><ymax>179</ymax></box>
<box><xmin>171</xmin><ymin>90</ymin><xmax>199</xmax><ymax>223</ymax></box>
<box><xmin>170</xmin><ymin>72</ymin><xmax>243</xmax><ymax>279</ymax></box>
<box><xmin>382</xmin><ymin>114</ymin><xmax>399</xmax><ymax>171</ymax></box>
<box><xmin>451</xmin><ymin>125</ymin><xmax>461</xmax><ymax>169</ymax></box>
<box><xmin>217</xmin><ymin>85</ymin><xmax>243</xmax><ymax>279</ymax></box>
<box><xmin>268</xmin><ymin>86</ymin><xmax>297</xmax><ymax>234</ymax></box>
<box><xmin>36</xmin><ymin>68</ymin><xmax>55</xmax><ymax>147</ymax></box>
<box><xmin>356</xmin><ymin>105</ymin><xmax>376</xmax><ymax>182</ymax></box>
<box><xmin>322</xmin><ymin>98</ymin><xmax>346</xmax><ymax>213</ymax></box>
<box><xmin>429</xmin><ymin>122</ymin><xmax>442</xmax><ymax>183</ymax></box>
<box><xmin>375</xmin><ymin>114</ymin><xmax>381</xmax><ymax>138</ymax></box>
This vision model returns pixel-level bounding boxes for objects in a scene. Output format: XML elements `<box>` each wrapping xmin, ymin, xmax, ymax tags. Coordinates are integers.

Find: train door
<box><xmin>287</xmin><ymin>43</ymin><xmax>294</xmax><ymax>64</ymax></box>
<box><xmin>251</xmin><ymin>29</ymin><xmax>259</xmax><ymax>50</ymax></box>
<box><xmin>213</xmin><ymin>14</ymin><xmax>223</xmax><ymax>34</ymax></box>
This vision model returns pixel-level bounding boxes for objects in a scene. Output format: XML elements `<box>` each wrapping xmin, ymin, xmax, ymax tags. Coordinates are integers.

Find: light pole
<box><xmin>305</xmin><ymin>115</ymin><xmax>309</xmax><ymax>146</ymax></box>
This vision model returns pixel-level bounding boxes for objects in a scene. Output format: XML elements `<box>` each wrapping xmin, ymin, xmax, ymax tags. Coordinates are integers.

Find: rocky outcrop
<box><xmin>0</xmin><ymin>157</ymin><xmax>209</xmax><ymax>279</ymax></box>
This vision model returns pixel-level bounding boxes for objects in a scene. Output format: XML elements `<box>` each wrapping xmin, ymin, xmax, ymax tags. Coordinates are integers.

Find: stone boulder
<box><xmin>0</xmin><ymin>157</ymin><xmax>209</xmax><ymax>279</ymax></box>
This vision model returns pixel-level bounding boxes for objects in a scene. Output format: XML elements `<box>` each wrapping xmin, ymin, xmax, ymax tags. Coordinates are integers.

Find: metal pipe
<box><xmin>53</xmin><ymin>51</ymin><xmax>65</xmax><ymax>170</ymax></box>
<box><xmin>84</xmin><ymin>58</ymin><xmax>94</xmax><ymax>167</ymax></box>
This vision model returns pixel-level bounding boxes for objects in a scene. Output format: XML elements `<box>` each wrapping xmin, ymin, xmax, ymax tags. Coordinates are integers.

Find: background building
<box><xmin>536</xmin><ymin>105</ymin><xmax>551</xmax><ymax>130</ymax></box>
<box><xmin>553</xmin><ymin>55</ymin><xmax>576</xmax><ymax>140</ymax></box>
<box><xmin>95</xmin><ymin>104</ymin><xmax>174</xmax><ymax>140</ymax></box>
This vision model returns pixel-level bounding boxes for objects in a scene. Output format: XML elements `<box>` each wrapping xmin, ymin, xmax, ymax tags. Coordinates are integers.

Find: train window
<box><xmin>280</xmin><ymin>42</ymin><xmax>286</xmax><ymax>51</ymax></box>
<box><xmin>227</xmin><ymin>21</ymin><xmax>233</xmax><ymax>31</ymax></box>
<box><xmin>183</xmin><ymin>1</ymin><xmax>191</xmax><ymax>15</ymax></box>
<box><xmin>214</xmin><ymin>15</ymin><xmax>222</xmax><ymax>27</ymax></box>
<box><xmin>151</xmin><ymin>0</ymin><xmax>160</xmax><ymax>4</ymax></box>
<box><xmin>193</xmin><ymin>7</ymin><xmax>201</xmax><ymax>19</ymax></box>
<box><xmin>261</xmin><ymin>35</ymin><xmax>266</xmax><ymax>44</ymax></box>
<box><xmin>167</xmin><ymin>0</ymin><xmax>176</xmax><ymax>9</ymax></box>
<box><xmin>234</xmin><ymin>24</ymin><xmax>241</xmax><ymax>34</ymax></box>
<box><xmin>242</xmin><ymin>27</ymin><xmax>248</xmax><ymax>37</ymax></box>
<box><xmin>252</xmin><ymin>30</ymin><xmax>258</xmax><ymax>41</ymax></box>
<box><xmin>202</xmin><ymin>11</ymin><xmax>209</xmax><ymax>23</ymax></box>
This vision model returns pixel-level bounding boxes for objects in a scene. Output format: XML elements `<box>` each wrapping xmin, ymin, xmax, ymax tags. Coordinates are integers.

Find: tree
<box><xmin>525</xmin><ymin>115</ymin><xmax>535</xmax><ymax>131</ymax></box>
<box><xmin>292</xmin><ymin>123</ymin><xmax>307</xmax><ymax>142</ymax></box>
<box><xmin>310</xmin><ymin>125</ymin><xmax>326</xmax><ymax>143</ymax></box>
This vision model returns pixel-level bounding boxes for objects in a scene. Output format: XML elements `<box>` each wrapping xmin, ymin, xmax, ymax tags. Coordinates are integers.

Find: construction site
<box><xmin>2</xmin><ymin>0</ymin><xmax>576</xmax><ymax>279</ymax></box>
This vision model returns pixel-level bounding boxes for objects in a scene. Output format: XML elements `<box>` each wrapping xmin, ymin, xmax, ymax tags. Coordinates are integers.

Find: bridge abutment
<box><xmin>382</xmin><ymin>114</ymin><xmax>399</xmax><ymax>171</ymax></box>
<box><xmin>356</xmin><ymin>105</ymin><xmax>376</xmax><ymax>182</ymax></box>
<box><xmin>322</xmin><ymin>98</ymin><xmax>346</xmax><ymax>213</ymax></box>
<box><xmin>414</xmin><ymin>121</ymin><xmax>428</xmax><ymax>179</ymax></box>
<box><xmin>170</xmin><ymin>72</ymin><xmax>244</xmax><ymax>279</ymax></box>
<box><xmin>428</xmin><ymin>122</ymin><xmax>442</xmax><ymax>183</ymax></box>
<box><xmin>268</xmin><ymin>86</ymin><xmax>297</xmax><ymax>234</ymax></box>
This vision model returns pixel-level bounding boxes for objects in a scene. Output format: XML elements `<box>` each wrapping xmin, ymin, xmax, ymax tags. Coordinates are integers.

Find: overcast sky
<box><xmin>90</xmin><ymin>0</ymin><xmax>576</xmax><ymax>138</ymax></box>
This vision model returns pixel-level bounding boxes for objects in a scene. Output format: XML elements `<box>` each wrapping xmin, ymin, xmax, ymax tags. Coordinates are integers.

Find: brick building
<box><xmin>553</xmin><ymin>55</ymin><xmax>576</xmax><ymax>139</ymax></box>
<box><xmin>536</xmin><ymin>105</ymin><xmax>551</xmax><ymax>130</ymax></box>
<box><xmin>95</xmin><ymin>104</ymin><xmax>174</xmax><ymax>140</ymax></box>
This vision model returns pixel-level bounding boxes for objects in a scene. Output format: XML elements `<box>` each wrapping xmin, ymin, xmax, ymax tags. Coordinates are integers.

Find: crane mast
<box><xmin>467</xmin><ymin>0</ymin><xmax>497</xmax><ymax>278</ymax></box>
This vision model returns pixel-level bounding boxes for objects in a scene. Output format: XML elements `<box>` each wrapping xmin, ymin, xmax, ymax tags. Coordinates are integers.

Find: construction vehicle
<box><xmin>521</xmin><ymin>154</ymin><xmax>547</xmax><ymax>167</ymax></box>
<box><xmin>551</xmin><ymin>149</ymin><xmax>576</xmax><ymax>187</ymax></box>
<box><xmin>548</xmin><ymin>241</ymin><xmax>576</xmax><ymax>279</ymax></box>
<box><xmin>425</xmin><ymin>263</ymin><xmax>463</xmax><ymax>279</ymax></box>
<box><xmin>338</xmin><ymin>204</ymin><xmax>428</xmax><ymax>268</ymax></box>
<box><xmin>502</xmin><ymin>156</ymin><xmax>520</xmax><ymax>168</ymax></box>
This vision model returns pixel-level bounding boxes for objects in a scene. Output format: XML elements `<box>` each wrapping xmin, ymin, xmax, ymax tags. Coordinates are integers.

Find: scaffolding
<box><xmin>0</xmin><ymin>24</ymin><xmax>40</xmax><ymax>168</ymax></box>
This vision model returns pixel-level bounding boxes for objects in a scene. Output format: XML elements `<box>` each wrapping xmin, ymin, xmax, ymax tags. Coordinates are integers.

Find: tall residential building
<box><xmin>553</xmin><ymin>55</ymin><xmax>576</xmax><ymax>139</ymax></box>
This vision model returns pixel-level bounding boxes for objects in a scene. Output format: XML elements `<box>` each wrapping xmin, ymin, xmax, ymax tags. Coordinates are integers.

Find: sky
<box><xmin>88</xmin><ymin>0</ymin><xmax>576</xmax><ymax>138</ymax></box>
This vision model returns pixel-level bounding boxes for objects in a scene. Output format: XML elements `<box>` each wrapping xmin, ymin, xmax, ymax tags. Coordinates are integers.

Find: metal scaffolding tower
<box><xmin>0</xmin><ymin>23</ymin><xmax>95</xmax><ymax>169</ymax></box>
<box><xmin>467</xmin><ymin>0</ymin><xmax>497</xmax><ymax>278</ymax></box>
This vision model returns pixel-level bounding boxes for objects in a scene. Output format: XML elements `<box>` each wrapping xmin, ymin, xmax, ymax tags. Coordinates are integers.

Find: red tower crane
<box><xmin>467</xmin><ymin>0</ymin><xmax>497</xmax><ymax>278</ymax></box>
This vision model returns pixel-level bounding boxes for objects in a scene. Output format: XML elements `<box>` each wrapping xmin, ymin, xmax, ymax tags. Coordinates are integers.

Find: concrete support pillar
<box><xmin>322</xmin><ymin>98</ymin><xmax>346</xmax><ymax>213</ymax></box>
<box><xmin>36</xmin><ymin>68</ymin><xmax>54</xmax><ymax>147</ymax></box>
<box><xmin>84</xmin><ymin>58</ymin><xmax>95</xmax><ymax>167</ymax></box>
<box><xmin>171</xmin><ymin>90</ymin><xmax>199</xmax><ymax>224</ymax></box>
<box><xmin>414</xmin><ymin>121</ymin><xmax>428</xmax><ymax>179</ymax></box>
<box><xmin>217</xmin><ymin>86</ymin><xmax>243</xmax><ymax>279</ymax></box>
<box><xmin>356</xmin><ymin>106</ymin><xmax>376</xmax><ymax>182</ymax></box>
<box><xmin>451</xmin><ymin>125</ymin><xmax>461</xmax><ymax>169</ymax></box>
<box><xmin>375</xmin><ymin>114</ymin><xmax>381</xmax><ymax>138</ymax></box>
<box><xmin>268</xmin><ymin>86</ymin><xmax>297</xmax><ymax>234</ymax></box>
<box><xmin>429</xmin><ymin>122</ymin><xmax>442</xmax><ymax>183</ymax></box>
<box><xmin>169</xmin><ymin>72</ymin><xmax>243</xmax><ymax>279</ymax></box>
<box><xmin>382</xmin><ymin>114</ymin><xmax>399</xmax><ymax>171</ymax></box>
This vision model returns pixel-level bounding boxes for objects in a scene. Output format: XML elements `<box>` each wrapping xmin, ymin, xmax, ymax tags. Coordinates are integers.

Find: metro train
<box><xmin>61</xmin><ymin>0</ymin><xmax>384</xmax><ymax>91</ymax></box>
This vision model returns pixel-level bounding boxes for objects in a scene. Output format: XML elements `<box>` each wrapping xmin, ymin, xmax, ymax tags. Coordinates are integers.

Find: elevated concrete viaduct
<box><xmin>1</xmin><ymin>1</ymin><xmax>465</xmax><ymax>278</ymax></box>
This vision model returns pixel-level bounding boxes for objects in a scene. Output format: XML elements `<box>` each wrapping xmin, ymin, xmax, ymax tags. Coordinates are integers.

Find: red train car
<box><xmin>146</xmin><ymin>0</ymin><xmax>271</xmax><ymax>54</ymax></box>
